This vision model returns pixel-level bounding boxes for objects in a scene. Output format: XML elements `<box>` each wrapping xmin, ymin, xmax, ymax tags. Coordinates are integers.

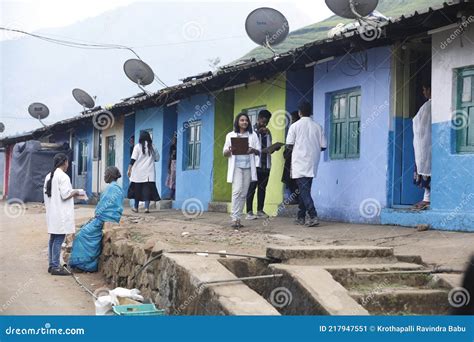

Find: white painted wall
<box><xmin>99</xmin><ymin>115</ymin><xmax>124</xmax><ymax>191</ymax></box>
<box><xmin>431</xmin><ymin>20</ymin><xmax>474</xmax><ymax>124</ymax></box>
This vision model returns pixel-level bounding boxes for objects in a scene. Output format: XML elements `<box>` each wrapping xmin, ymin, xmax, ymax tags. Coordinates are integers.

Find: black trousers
<box><xmin>246</xmin><ymin>168</ymin><xmax>270</xmax><ymax>213</ymax></box>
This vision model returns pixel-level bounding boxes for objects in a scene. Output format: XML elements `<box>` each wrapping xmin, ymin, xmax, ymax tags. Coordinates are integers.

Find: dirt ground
<box><xmin>1</xmin><ymin>201</ymin><xmax>473</xmax><ymax>315</ymax></box>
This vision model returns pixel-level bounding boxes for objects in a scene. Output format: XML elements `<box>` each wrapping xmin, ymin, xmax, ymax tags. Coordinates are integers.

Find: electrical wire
<box><xmin>0</xmin><ymin>27</ymin><xmax>169</xmax><ymax>88</ymax></box>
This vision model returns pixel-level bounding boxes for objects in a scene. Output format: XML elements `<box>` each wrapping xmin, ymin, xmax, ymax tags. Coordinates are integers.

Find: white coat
<box><xmin>130</xmin><ymin>142</ymin><xmax>160</xmax><ymax>183</ymax></box>
<box><xmin>223</xmin><ymin>131</ymin><xmax>261</xmax><ymax>183</ymax></box>
<box><xmin>43</xmin><ymin>168</ymin><xmax>75</xmax><ymax>234</ymax></box>
<box><xmin>413</xmin><ymin>99</ymin><xmax>432</xmax><ymax>176</ymax></box>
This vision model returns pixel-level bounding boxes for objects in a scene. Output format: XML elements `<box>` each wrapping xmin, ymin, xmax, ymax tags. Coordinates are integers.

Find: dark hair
<box><xmin>139</xmin><ymin>131</ymin><xmax>154</xmax><ymax>156</ymax></box>
<box><xmin>291</xmin><ymin>110</ymin><xmax>300</xmax><ymax>123</ymax></box>
<box><xmin>258</xmin><ymin>109</ymin><xmax>272</xmax><ymax>120</ymax></box>
<box><xmin>233</xmin><ymin>112</ymin><xmax>253</xmax><ymax>134</ymax></box>
<box><xmin>104</xmin><ymin>166</ymin><xmax>121</xmax><ymax>184</ymax></box>
<box><xmin>298</xmin><ymin>101</ymin><xmax>312</xmax><ymax>117</ymax></box>
<box><xmin>45</xmin><ymin>153</ymin><xmax>68</xmax><ymax>198</ymax></box>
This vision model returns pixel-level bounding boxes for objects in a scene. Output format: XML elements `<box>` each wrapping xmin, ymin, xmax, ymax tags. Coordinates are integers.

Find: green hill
<box><xmin>240</xmin><ymin>0</ymin><xmax>446</xmax><ymax>61</ymax></box>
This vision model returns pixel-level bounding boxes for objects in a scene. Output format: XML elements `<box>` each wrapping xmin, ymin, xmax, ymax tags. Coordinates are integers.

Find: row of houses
<box><xmin>1</xmin><ymin>1</ymin><xmax>473</xmax><ymax>231</ymax></box>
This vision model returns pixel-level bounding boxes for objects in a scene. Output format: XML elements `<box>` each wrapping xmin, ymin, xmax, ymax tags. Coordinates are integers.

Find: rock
<box><xmin>417</xmin><ymin>224</ymin><xmax>430</xmax><ymax>232</ymax></box>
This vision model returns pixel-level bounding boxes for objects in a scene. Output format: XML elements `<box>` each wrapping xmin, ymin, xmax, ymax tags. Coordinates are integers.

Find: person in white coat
<box><xmin>223</xmin><ymin>112</ymin><xmax>261</xmax><ymax>228</ymax></box>
<box><xmin>127</xmin><ymin>131</ymin><xmax>160</xmax><ymax>213</ymax></box>
<box><xmin>43</xmin><ymin>153</ymin><xmax>81</xmax><ymax>276</ymax></box>
<box><xmin>412</xmin><ymin>83</ymin><xmax>432</xmax><ymax>210</ymax></box>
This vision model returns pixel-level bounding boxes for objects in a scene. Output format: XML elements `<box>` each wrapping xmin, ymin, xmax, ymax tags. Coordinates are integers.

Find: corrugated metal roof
<box><xmin>1</xmin><ymin>0</ymin><xmax>472</xmax><ymax>146</ymax></box>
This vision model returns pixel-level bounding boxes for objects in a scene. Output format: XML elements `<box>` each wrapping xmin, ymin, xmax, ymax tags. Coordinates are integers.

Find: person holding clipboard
<box><xmin>223</xmin><ymin>112</ymin><xmax>261</xmax><ymax>228</ymax></box>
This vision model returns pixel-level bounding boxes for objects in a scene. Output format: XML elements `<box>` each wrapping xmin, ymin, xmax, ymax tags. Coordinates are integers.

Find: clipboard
<box><xmin>231</xmin><ymin>137</ymin><xmax>249</xmax><ymax>155</ymax></box>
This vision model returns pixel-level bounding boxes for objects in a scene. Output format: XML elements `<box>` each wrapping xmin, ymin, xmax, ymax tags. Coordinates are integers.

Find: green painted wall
<box><xmin>213</xmin><ymin>91</ymin><xmax>234</xmax><ymax>202</ymax></box>
<box><xmin>233</xmin><ymin>74</ymin><xmax>287</xmax><ymax>215</ymax></box>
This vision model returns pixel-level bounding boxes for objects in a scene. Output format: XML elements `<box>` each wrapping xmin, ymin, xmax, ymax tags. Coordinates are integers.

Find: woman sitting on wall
<box><xmin>68</xmin><ymin>166</ymin><xmax>124</xmax><ymax>273</ymax></box>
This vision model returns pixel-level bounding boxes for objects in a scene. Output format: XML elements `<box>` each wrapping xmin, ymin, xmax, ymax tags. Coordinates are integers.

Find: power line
<box><xmin>0</xmin><ymin>27</ymin><xmax>169</xmax><ymax>88</ymax></box>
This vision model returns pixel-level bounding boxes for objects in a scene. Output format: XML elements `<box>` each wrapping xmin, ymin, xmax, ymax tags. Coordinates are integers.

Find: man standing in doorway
<box><xmin>286</xmin><ymin>101</ymin><xmax>327</xmax><ymax>227</ymax></box>
<box><xmin>246</xmin><ymin>110</ymin><xmax>278</xmax><ymax>220</ymax></box>
<box><xmin>412</xmin><ymin>82</ymin><xmax>432</xmax><ymax>210</ymax></box>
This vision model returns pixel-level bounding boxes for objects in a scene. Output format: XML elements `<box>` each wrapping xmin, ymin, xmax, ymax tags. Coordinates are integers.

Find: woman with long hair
<box><xmin>127</xmin><ymin>131</ymin><xmax>160</xmax><ymax>213</ymax></box>
<box><xmin>43</xmin><ymin>153</ymin><xmax>81</xmax><ymax>276</ymax></box>
<box><xmin>223</xmin><ymin>113</ymin><xmax>260</xmax><ymax>228</ymax></box>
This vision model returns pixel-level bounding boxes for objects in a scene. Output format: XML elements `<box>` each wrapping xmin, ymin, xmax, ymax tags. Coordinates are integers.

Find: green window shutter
<box><xmin>185</xmin><ymin>121</ymin><xmax>202</xmax><ymax>170</ymax></box>
<box><xmin>330</xmin><ymin>89</ymin><xmax>361</xmax><ymax>159</ymax></box>
<box><xmin>456</xmin><ymin>67</ymin><xmax>474</xmax><ymax>153</ymax></box>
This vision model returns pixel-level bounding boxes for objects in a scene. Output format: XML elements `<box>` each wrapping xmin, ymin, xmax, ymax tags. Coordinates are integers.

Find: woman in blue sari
<box><xmin>69</xmin><ymin>166</ymin><xmax>124</xmax><ymax>272</ymax></box>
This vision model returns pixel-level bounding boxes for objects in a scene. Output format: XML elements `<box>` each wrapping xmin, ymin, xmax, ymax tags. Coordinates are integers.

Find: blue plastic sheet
<box><xmin>69</xmin><ymin>182</ymin><xmax>124</xmax><ymax>272</ymax></box>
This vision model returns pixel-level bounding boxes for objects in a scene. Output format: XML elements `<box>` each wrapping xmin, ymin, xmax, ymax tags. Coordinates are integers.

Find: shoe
<box><xmin>144</xmin><ymin>209</ymin><xmax>150</xmax><ymax>214</ymax></box>
<box><xmin>294</xmin><ymin>218</ymin><xmax>305</xmax><ymax>225</ymax></box>
<box><xmin>305</xmin><ymin>217</ymin><xmax>320</xmax><ymax>227</ymax></box>
<box><xmin>51</xmin><ymin>267</ymin><xmax>70</xmax><ymax>276</ymax></box>
<box><xmin>131</xmin><ymin>208</ymin><xmax>138</xmax><ymax>213</ymax></box>
<box><xmin>257</xmin><ymin>211</ymin><xmax>269</xmax><ymax>219</ymax></box>
<box><xmin>231</xmin><ymin>221</ymin><xmax>240</xmax><ymax>229</ymax></box>
<box><xmin>246</xmin><ymin>212</ymin><xmax>257</xmax><ymax>220</ymax></box>
<box><xmin>48</xmin><ymin>266</ymin><xmax>52</xmax><ymax>274</ymax></box>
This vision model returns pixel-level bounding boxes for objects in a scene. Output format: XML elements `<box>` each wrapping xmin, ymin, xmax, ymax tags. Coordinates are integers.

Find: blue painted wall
<box><xmin>312</xmin><ymin>47</ymin><xmax>392</xmax><ymax>223</ymax></box>
<box><xmin>174</xmin><ymin>94</ymin><xmax>215</xmax><ymax>210</ymax></box>
<box><xmin>134</xmin><ymin>106</ymin><xmax>177</xmax><ymax>199</ymax></box>
<box><xmin>73</xmin><ymin>123</ymin><xmax>93</xmax><ymax>197</ymax></box>
<box><xmin>122</xmin><ymin>113</ymin><xmax>135</xmax><ymax>195</ymax></box>
<box><xmin>286</xmin><ymin>68</ymin><xmax>314</xmax><ymax>112</ymax></box>
<box><xmin>134</xmin><ymin>106</ymin><xmax>165</xmax><ymax>196</ymax></box>
<box><xmin>382</xmin><ymin>121</ymin><xmax>474</xmax><ymax>231</ymax></box>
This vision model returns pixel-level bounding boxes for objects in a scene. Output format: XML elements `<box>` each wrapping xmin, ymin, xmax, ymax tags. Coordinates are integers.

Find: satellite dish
<box><xmin>28</xmin><ymin>102</ymin><xmax>49</xmax><ymax>126</ymax></box>
<box><xmin>72</xmin><ymin>88</ymin><xmax>95</xmax><ymax>113</ymax></box>
<box><xmin>245</xmin><ymin>7</ymin><xmax>289</xmax><ymax>53</ymax></box>
<box><xmin>123</xmin><ymin>59</ymin><xmax>154</xmax><ymax>93</ymax></box>
<box><xmin>0</xmin><ymin>122</ymin><xmax>5</xmax><ymax>133</ymax></box>
<box><xmin>325</xmin><ymin>0</ymin><xmax>379</xmax><ymax>19</ymax></box>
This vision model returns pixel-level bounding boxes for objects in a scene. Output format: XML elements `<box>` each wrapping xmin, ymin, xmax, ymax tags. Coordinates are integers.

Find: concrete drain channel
<box><xmin>101</xmin><ymin>233</ymin><xmax>461</xmax><ymax>315</ymax></box>
<box><xmin>218</xmin><ymin>246</ymin><xmax>456</xmax><ymax>315</ymax></box>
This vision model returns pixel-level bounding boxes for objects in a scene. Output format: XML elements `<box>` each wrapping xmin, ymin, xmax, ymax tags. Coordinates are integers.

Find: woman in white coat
<box><xmin>43</xmin><ymin>153</ymin><xmax>81</xmax><ymax>276</ymax></box>
<box><xmin>127</xmin><ymin>131</ymin><xmax>160</xmax><ymax>213</ymax></box>
<box><xmin>223</xmin><ymin>112</ymin><xmax>260</xmax><ymax>228</ymax></box>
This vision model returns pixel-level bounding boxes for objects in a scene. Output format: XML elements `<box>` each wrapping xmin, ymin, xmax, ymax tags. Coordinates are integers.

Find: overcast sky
<box><xmin>1</xmin><ymin>0</ymin><xmax>334</xmax><ymax>41</ymax></box>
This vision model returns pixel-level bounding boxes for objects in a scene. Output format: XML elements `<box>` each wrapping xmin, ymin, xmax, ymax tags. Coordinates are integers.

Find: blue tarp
<box><xmin>69</xmin><ymin>181</ymin><xmax>124</xmax><ymax>272</ymax></box>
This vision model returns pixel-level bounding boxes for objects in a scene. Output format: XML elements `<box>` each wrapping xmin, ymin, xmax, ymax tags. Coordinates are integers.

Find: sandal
<box><xmin>411</xmin><ymin>201</ymin><xmax>430</xmax><ymax>211</ymax></box>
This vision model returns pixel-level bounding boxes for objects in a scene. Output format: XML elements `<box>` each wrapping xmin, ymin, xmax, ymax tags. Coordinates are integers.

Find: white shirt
<box><xmin>413</xmin><ymin>99</ymin><xmax>432</xmax><ymax>176</ymax></box>
<box><xmin>43</xmin><ymin>168</ymin><xmax>75</xmax><ymax>234</ymax></box>
<box><xmin>223</xmin><ymin>131</ymin><xmax>261</xmax><ymax>183</ymax></box>
<box><xmin>130</xmin><ymin>142</ymin><xmax>159</xmax><ymax>183</ymax></box>
<box><xmin>286</xmin><ymin>116</ymin><xmax>327</xmax><ymax>179</ymax></box>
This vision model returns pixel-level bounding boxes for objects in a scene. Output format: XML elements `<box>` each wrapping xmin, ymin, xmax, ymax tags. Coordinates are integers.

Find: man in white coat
<box><xmin>44</xmin><ymin>153</ymin><xmax>81</xmax><ymax>275</ymax></box>
<box><xmin>286</xmin><ymin>101</ymin><xmax>327</xmax><ymax>227</ymax></box>
<box><xmin>412</xmin><ymin>83</ymin><xmax>432</xmax><ymax>210</ymax></box>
